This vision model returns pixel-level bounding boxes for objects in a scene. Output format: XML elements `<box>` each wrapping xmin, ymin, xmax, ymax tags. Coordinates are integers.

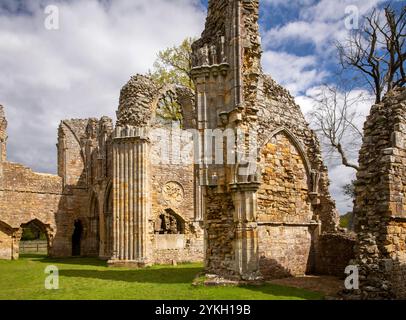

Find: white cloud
<box><xmin>328</xmin><ymin>165</ymin><xmax>356</xmax><ymax>214</ymax></box>
<box><xmin>262</xmin><ymin>50</ymin><xmax>328</xmax><ymax>95</ymax></box>
<box><xmin>263</xmin><ymin>20</ymin><xmax>348</xmax><ymax>54</ymax></box>
<box><xmin>0</xmin><ymin>0</ymin><xmax>205</xmax><ymax>173</ymax></box>
<box><xmin>262</xmin><ymin>0</ymin><xmax>387</xmax><ymax>54</ymax></box>
<box><xmin>262</xmin><ymin>0</ymin><xmax>316</xmax><ymax>8</ymax></box>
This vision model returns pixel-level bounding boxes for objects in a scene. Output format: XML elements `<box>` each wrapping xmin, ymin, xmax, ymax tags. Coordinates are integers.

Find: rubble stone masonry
<box><xmin>353</xmin><ymin>87</ymin><xmax>406</xmax><ymax>299</ymax></box>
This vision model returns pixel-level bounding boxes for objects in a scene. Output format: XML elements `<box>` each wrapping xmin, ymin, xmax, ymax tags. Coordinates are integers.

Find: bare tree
<box><xmin>309</xmin><ymin>85</ymin><xmax>366</xmax><ymax>171</ymax></box>
<box><xmin>337</xmin><ymin>5</ymin><xmax>406</xmax><ymax>104</ymax></box>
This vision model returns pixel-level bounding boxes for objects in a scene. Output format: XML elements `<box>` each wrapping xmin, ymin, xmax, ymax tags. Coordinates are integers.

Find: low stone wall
<box><xmin>153</xmin><ymin>234</ymin><xmax>204</xmax><ymax>264</ymax></box>
<box><xmin>315</xmin><ymin>232</ymin><xmax>356</xmax><ymax>278</ymax></box>
<box><xmin>258</xmin><ymin>225</ymin><xmax>313</xmax><ymax>279</ymax></box>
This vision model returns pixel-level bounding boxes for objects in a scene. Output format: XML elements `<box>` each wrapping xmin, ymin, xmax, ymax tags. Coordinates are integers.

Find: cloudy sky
<box><xmin>0</xmin><ymin>0</ymin><xmax>404</xmax><ymax>213</ymax></box>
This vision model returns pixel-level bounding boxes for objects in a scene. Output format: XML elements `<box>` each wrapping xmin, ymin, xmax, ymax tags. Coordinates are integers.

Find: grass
<box><xmin>0</xmin><ymin>255</ymin><xmax>324</xmax><ymax>300</ymax></box>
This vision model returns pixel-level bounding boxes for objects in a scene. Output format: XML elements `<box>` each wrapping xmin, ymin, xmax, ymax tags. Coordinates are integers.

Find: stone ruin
<box><xmin>189</xmin><ymin>0</ymin><xmax>347</xmax><ymax>280</ymax></box>
<box><xmin>350</xmin><ymin>87</ymin><xmax>406</xmax><ymax>299</ymax></box>
<box><xmin>2</xmin><ymin>0</ymin><xmax>402</xmax><ymax>293</ymax></box>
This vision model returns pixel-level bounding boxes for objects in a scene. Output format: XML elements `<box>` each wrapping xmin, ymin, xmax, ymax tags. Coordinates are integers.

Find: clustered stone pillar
<box><xmin>109</xmin><ymin>126</ymin><xmax>150</xmax><ymax>267</ymax></box>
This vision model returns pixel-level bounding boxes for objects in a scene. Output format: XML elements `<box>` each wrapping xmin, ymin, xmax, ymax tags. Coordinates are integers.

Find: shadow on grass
<box><xmin>17</xmin><ymin>256</ymin><xmax>324</xmax><ymax>299</ymax></box>
<box><xmin>241</xmin><ymin>284</ymin><xmax>324</xmax><ymax>300</ymax></box>
<box><xmin>59</xmin><ymin>267</ymin><xmax>203</xmax><ymax>284</ymax></box>
<box><xmin>20</xmin><ymin>255</ymin><xmax>108</xmax><ymax>267</ymax></box>
<box><xmin>19</xmin><ymin>254</ymin><xmax>48</xmax><ymax>259</ymax></box>
<box><xmin>59</xmin><ymin>269</ymin><xmax>322</xmax><ymax>299</ymax></box>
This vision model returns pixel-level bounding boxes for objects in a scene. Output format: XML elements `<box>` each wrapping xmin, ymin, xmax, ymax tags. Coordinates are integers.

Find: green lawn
<box><xmin>0</xmin><ymin>255</ymin><xmax>324</xmax><ymax>300</ymax></box>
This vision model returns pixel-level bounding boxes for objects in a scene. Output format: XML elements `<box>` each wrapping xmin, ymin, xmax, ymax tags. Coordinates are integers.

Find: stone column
<box><xmin>11</xmin><ymin>228</ymin><xmax>22</xmax><ymax>260</ymax></box>
<box><xmin>231</xmin><ymin>182</ymin><xmax>261</xmax><ymax>280</ymax></box>
<box><xmin>109</xmin><ymin>126</ymin><xmax>150</xmax><ymax>267</ymax></box>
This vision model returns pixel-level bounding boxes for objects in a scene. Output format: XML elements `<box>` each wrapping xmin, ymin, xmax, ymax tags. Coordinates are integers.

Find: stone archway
<box><xmin>257</xmin><ymin>130</ymin><xmax>314</xmax><ymax>279</ymax></box>
<box><xmin>258</xmin><ymin>131</ymin><xmax>312</xmax><ymax>222</ymax></box>
<box><xmin>87</xmin><ymin>193</ymin><xmax>100</xmax><ymax>256</ymax></box>
<box><xmin>19</xmin><ymin>219</ymin><xmax>50</xmax><ymax>256</ymax></box>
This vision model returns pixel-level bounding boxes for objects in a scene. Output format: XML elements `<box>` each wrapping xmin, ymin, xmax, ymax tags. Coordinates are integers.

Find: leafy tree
<box><xmin>149</xmin><ymin>38</ymin><xmax>196</xmax><ymax>124</ymax></box>
<box><xmin>150</xmin><ymin>37</ymin><xmax>195</xmax><ymax>89</ymax></box>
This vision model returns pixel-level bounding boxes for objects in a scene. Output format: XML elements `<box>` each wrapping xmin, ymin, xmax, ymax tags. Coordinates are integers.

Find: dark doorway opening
<box><xmin>72</xmin><ymin>220</ymin><xmax>83</xmax><ymax>256</ymax></box>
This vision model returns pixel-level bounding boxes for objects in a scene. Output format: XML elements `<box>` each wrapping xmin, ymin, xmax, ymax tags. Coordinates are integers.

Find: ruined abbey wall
<box><xmin>0</xmin><ymin>103</ymin><xmax>204</xmax><ymax>264</ymax></box>
<box><xmin>109</xmin><ymin>75</ymin><xmax>204</xmax><ymax>266</ymax></box>
<box><xmin>0</xmin><ymin>161</ymin><xmax>63</xmax><ymax>259</ymax></box>
<box><xmin>150</xmin><ymin>129</ymin><xmax>204</xmax><ymax>264</ymax></box>
<box><xmin>254</xmin><ymin>76</ymin><xmax>339</xmax><ymax>278</ymax></box>
<box><xmin>353</xmin><ymin>87</ymin><xmax>406</xmax><ymax>299</ymax></box>
<box><xmin>0</xmin><ymin>0</ymin><xmax>359</xmax><ymax>283</ymax></box>
<box><xmin>191</xmin><ymin>0</ymin><xmax>341</xmax><ymax>280</ymax></box>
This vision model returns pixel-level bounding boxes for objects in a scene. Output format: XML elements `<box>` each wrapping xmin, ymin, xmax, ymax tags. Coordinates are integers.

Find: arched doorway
<box><xmin>19</xmin><ymin>220</ymin><xmax>49</xmax><ymax>256</ymax></box>
<box><xmin>72</xmin><ymin>220</ymin><xmax>83</xmax><ymax>256</ymax></box>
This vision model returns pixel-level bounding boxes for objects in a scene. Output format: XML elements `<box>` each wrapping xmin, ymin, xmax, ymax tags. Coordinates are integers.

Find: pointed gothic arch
<box><xmin>19</xmin><ymin>219</ymin><xmax>51</xmax><ymax>256</ymax></box>
<box><xmin>262</xmin><ymin>127</ymin><xmax>312</xmax><ymax>176</ymax></box>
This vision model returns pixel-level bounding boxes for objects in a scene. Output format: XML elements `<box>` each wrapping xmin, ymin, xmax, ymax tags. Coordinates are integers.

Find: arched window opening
<box><xmin>156</xmin><ymin>89</ymin><xmax>184</xmax><ymax>126</ymax></box>
<box><xmin>155</xmin><ymin>209</ymin><xmax>185</xmax><ymax>235</ymax></box>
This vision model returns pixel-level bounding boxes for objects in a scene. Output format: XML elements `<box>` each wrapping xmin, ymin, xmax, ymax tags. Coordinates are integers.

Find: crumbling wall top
<box><xmin>116</xmin><ymin>74</ymin><xmax>159</xmax><ymax>127</ymax></box>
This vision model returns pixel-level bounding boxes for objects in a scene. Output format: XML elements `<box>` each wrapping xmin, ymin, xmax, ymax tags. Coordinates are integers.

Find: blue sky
<box><xmin>258</xmin><ymin>0</ymin><xmax>405</xmax><ymax>94</ymax></box>
<box><xmin>0</xmin><ymin>0</ymin><xmax>404</xmax><ymax>213</ymax></box>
